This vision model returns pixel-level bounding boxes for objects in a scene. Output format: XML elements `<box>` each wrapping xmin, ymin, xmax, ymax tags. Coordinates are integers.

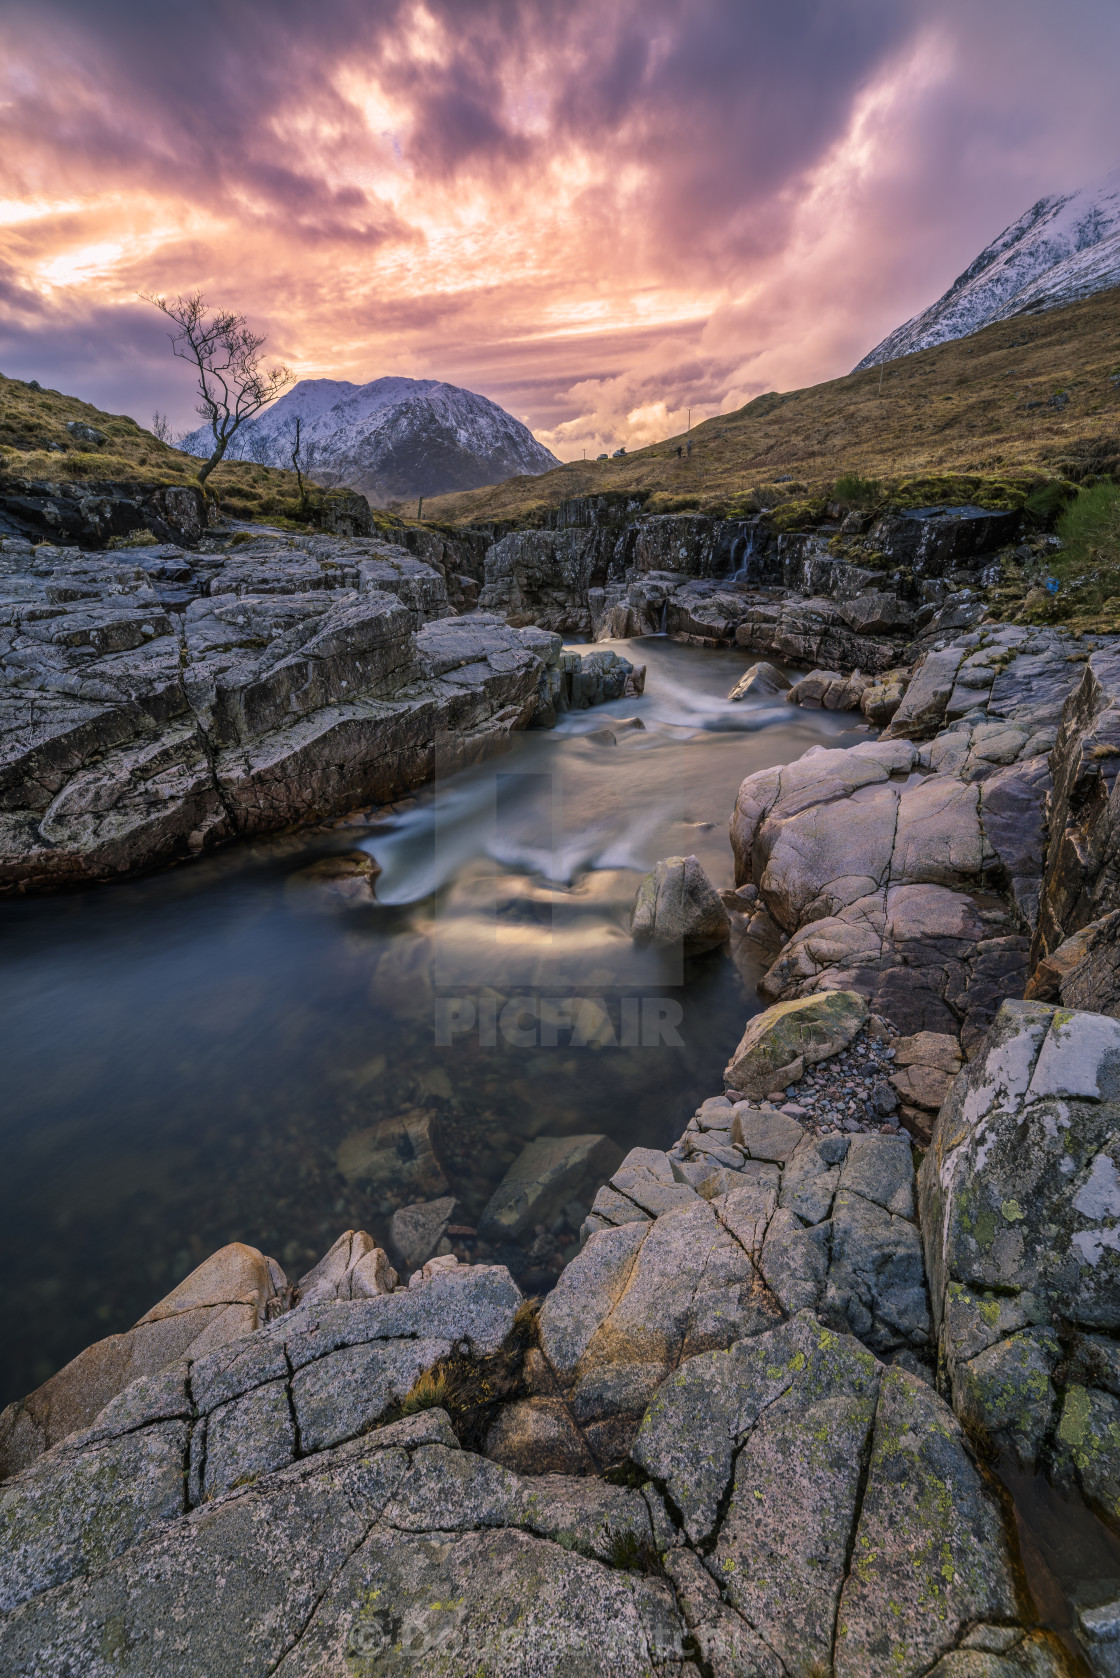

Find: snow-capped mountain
<box><xmin>854</xmin><ymin>166</ymin><xmax>1120</xmax><ymax>370</ymax></box>
<box><xmin>181</xmin><ymin>376</ymin><xmax>559</xmax><ymax>504</ymax></box>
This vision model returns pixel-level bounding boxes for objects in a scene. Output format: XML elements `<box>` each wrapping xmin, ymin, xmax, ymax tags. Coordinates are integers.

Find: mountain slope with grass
<box><xmin>0</xmin><ymin>373</ymin><xmax>335</xmax><ymax>529</ymax></box>
<box><xmin>423</xmin><ymin>283</ymin><xmax>1120</xmax><ymax>529</ymax></box>
<box><xmin>854</xmin><ymin>166</ymin><xmax>1120</xmax><ymax>370</ymax></box>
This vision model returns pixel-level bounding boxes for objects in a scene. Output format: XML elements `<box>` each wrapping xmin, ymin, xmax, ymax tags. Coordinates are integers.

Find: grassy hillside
<box><xmin>0</xmin><ymin>374</ymin><xmax>321</xmax><ymax>527</ymax></box>
<box><xmin>423</xmin><ymin>284</ymin><xmax>1120</xmax><ymax>528</ymax></box>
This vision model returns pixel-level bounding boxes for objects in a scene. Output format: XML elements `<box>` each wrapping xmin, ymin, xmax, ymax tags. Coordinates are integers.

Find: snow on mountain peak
<box><xmin>854</xmin><ymin>165</ymin><xmax>1120</xmax><ymax>370</ymax></box>
<box><xmin>181</xmin><ymin>375</ymin><xmax>559</xmax><ymax>505</ymax></box>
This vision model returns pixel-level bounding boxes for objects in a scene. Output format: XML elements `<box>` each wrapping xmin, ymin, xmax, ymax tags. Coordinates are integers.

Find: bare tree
<box><xmin>151</xmin><ymin>410</ymin><xmax>174</xmax><ymax>444</ymax></box>
<box><xmin>281</xmin><ymin>417</ymin><xmax>310</xmax><ymax>513</ymax></box>
<box><xmin>141</xmin><ymin>292</ymin><xmax>293</xmax><ymax>485</ymax></box>
<box><xmin>239</xmin><ymin>424</ymin><xmax>275</xmax><ymax>468</ymax></box>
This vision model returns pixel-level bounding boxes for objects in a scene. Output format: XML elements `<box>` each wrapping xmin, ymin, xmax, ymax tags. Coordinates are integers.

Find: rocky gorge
<box><xmin>3</xmin><ymin>484</ymin><xmax>1120</xmax><ymax>1674</ymax></box>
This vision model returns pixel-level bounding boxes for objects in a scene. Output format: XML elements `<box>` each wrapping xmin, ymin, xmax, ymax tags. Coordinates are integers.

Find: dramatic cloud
<box><xmin>1</xmin><ymin>0</ymin><xmax>1118</xmax><ymax>454</ymax></box>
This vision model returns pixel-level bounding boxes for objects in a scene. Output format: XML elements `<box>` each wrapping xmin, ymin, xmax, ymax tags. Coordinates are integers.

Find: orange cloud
<box><xmin>1</xmin><ymin>0</ymin><xmax>1118</xmax><ymax>454</ymax></box>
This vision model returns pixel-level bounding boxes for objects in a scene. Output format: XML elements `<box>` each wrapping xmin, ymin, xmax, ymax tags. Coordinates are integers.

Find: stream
<box><xmin>0</xmin><ymin>636</ymin><xmax>860</xmax><ymax>1406</ymax></box>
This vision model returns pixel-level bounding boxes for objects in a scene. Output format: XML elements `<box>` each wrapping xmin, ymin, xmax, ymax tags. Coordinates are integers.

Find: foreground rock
<box><xmin>629</xmin><ymin>854</ymin><xmax>731</xmax><ymax>954</ymax></box>
<box><xmin>0</xmin><ymin>1242</ymin><xmax>287</xmax><ymax>1480</ymax></box>
<box><xmin>0</xmin><ymin>1136</ymin><xmax>1054</xmax><ymax>1677</ymax></box>
<box><xmin>921</xmin><ymin>1000</ymin><xmax>1120</xmax><ymax>1500</ymax></box>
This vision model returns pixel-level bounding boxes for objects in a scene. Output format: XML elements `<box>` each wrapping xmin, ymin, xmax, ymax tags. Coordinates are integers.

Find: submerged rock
<box><xmin>478</xmin><ymin>1135</ymin><xmax>623</xmax><ymax>1244</ymax></box>
<box><xmin>629</xmin><ymin>854</ymin><xmax>731</xmax><ymax>953</ymax></box>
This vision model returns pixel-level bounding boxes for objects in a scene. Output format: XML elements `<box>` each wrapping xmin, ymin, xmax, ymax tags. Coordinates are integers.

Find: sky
<box><xmin>1</xmin><ymin>0</ymin><xmax>1118</xmax><ymax>459</ymax></box>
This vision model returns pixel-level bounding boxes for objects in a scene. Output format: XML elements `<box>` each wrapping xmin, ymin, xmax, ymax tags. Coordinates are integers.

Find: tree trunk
<box><xmin>196</xmin><ymin>439</ymin><xmax>228</xmax><ymax>486</ymax></box>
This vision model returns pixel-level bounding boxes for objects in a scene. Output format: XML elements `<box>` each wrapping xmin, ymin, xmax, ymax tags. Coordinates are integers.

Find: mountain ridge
<box><xmin>854</xmin><ymin>166</ymin><xmax>1120</xmax><ymax>369</ymax></box>
<box><xmin>181</xmin><ymin>375</ymin><xmax>559</xmax><ymax>506</ymax></box>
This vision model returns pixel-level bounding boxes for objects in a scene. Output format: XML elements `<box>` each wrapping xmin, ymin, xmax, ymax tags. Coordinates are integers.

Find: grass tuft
<box><xmin>397</xmin><ymin>1368</ymin><xmax>452</xmax><ymax>1416</ymax></box>
<box><xmin>832</xmin><ymin>472</ymin><xmax>880</xmax><ymax>508</ymax></box>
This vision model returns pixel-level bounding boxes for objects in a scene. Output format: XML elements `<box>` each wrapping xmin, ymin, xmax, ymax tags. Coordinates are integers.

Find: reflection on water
<box><xmin>0</xmin><ymin>637</ymin><xmax>856</xmax><ymax>1405</ymax></box>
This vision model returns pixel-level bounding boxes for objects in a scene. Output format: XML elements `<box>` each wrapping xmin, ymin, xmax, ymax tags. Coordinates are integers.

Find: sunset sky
<box><xmin>1</xmin><ymin>0</ymin><xmax>1118</xmax><ymax>458</ymax></box>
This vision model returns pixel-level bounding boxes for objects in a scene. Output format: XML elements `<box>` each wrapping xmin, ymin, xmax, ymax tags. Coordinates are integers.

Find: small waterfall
<box><xmin>729</xmin><ymin>526</ymin><xmax>756</xmax><ymax>585</ymax></box>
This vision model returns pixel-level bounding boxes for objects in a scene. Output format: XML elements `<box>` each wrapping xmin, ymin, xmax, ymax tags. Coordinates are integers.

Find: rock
<box><xmin>920</xmin><ymin>999</ymin><xmax>1120</xmax><ymax>1492</ymax></box>
<box><xmin>840</xmin><ymin>591</ymin><xmax>916</xmax><ymax>636</ymax></box>
<box><xmin>1028</xmin><ymin>908</ymin><xmax>1120</xmax><ymax>1018</ymax></box>
<box><xmin>0</xmin><ymin>1420</ymin><xmax>191</xmax><ymax>1613</ymax></box>
<box><xmin>483</xmin><ymin>1398</ymin><xmax>596</xmax><ymax>1475</ymax></box>
<box><xmin>1078</xmin><ymin>1597</ymin><xmax>1120</xmax><ymax>1678</ymax></box>
<box><xmin>283</xmin><ymin>849</ymin><xmax>381</xmax><ymax>908</ymax></box>
<box><xmin>0</xmin><ymin>537</ymin><xmax>580</xmax><ymax>893</ymax></box>
<box><xmin>894</xmin><ymin>1029</ymin><xmax>964</xmax><ymax>1075</ymax></box>
<box><xmin>197</xmin><ymin>1377</ymin><xmax>295</xmax><ymax>1500</ymax></box>
<box><xmin>891</xmin><ymin>1059</ymin><xmax>957</xmax><ymax>1113</ymax></box>
<box><xmin>389</xmin><ymin>1196</ymin><xmax>459</xmax><ymax>1272</ymax></box>
<box><xmin>724</xmin><ymin>990</ymin><xmax>868</xmax><ymax>1098</ymax></box>
<box><xmin>633</xmin><ymin>1310</ymin><xmax>1019</xmax><ymax>1677</ymax></box>
<box><xmin>727</xmin><ymin>660</ymin><xmax>790</xmax><ymax>700</ymax></box>
<box><xmin>823</xmin><ymin>1187</ymin><xmax>929</xmax><ymax>1352</ymax></box>
<box><xmin>334</xmin><ymin>1108</ymin><xmax>448</xmax><ymax>1198</ymax></box>
<box><xmin>860</xmin><ymin>668</ymin><xmax>909</xmax><ymax>726</ymax></box>
<box><xmin>883</xmin><ymin>645</ymin><xmax>964</xmax><ymax>740</ymax></box>
<box><xmin>730</xmin><ymin>1105</ymin><xmax>806</xmax><ymax>1162</ymax></box>
<box><xmin>833</xmin><ymin>1368</ymin><xmax>1021</xmax><ymax>1678</ymax></box>
<box><xmin>787</xmin><ymin>667</ymin><xmax>872</xmax><ymax>711</ymax></box>
<box><xmin>295</xmin><ymin>1230</ymin><xmax>398</xmax><ymax>1304</ymax></box>
<box><xmin>0</xmin><ymin>1242</ymin><xmax>286</xmax><ymax>1482</ymax></box>
<box><xmin>629</xmin><ymin>854</ymin><xmax>731</xmax><ymax>953</ymax></box>
<box><xmin>478</xmin><ymin>1135</ymin><xmax>623</xmax><ymax>1244</ymax></box>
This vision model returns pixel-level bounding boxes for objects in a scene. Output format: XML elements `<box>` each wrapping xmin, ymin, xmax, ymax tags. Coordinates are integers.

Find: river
<box><xmin>0</xmin><ymin>636</ymin><xmax>861</xmax><ymax>1405</ymax></box>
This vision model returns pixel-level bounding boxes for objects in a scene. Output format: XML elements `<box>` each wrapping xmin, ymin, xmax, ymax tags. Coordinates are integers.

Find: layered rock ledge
<box><xmin>0</xmin><ymin>531</ymin><xmax>638</xmax><ymax>892</ymax></box>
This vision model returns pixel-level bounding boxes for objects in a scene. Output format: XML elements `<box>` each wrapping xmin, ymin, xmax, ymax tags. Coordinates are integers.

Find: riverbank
<box><xmin>4</xmin><ymin>484</ymin><xmax>1120</xmax><ymax>1673</ymax></box>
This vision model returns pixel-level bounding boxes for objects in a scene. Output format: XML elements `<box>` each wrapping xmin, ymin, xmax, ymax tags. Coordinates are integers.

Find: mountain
<box><xmin>854</xmin><ymin>166</ymin><xmax>1120</xmax><ymax>370</ymax></box>
<box><xmin>181</xmin><ymin>376</ymin><xmax>560</xmax><ymax>505</ymax></box>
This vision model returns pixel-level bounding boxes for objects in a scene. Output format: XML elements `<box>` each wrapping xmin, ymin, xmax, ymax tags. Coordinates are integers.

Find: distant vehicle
<box><xmin>596</xmin><ymin>452</ymin><xmax>608</xmax><ymax>460</ymax></box>
<box><xmin>611</xmin><ymin>447</ymin><xmax>627</xmax><ymax>458</ymax></box>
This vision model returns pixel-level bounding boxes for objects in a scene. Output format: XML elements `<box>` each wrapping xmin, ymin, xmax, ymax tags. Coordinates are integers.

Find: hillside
<box><xmin>181</xmin><ymin>377</ymin><xmax>559</xmax><ymax>507</ymax></box>
<box><xmin>855</xmin><ymin>165</ymin><xmax>1120</xmax><ymax>369</ymax></box>
<box><xmin>423</xmin><ymin>283</ymin><xmax>1120</xmax><ymax>528</ymax></box>
<box><xmin>0</xmin><ymin>377</ymin><xmax>316</xmax><ymax>527</ymax></box>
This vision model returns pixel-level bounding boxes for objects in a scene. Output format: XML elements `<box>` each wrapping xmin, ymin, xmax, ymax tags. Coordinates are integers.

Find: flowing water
<box><xmin>0</xmin><ymin>637</ymin><xmax>861</xmax><ymax>1405</ymax></box>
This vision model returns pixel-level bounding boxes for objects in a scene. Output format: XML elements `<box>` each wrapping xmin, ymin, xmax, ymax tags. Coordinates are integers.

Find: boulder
<box><xmin>920</xmin><ymin>999</ymin><xmax>1120</xmax><ymax>1489</ymax></box>
<box><xmin>786</xmin><ymin>668</ymin><xmax>872</xmax><ymax>711</ymax></box>
<box><xmin>0</xmin><ymin>1242</ymin><xmax>286</xmax><ymax>1482</ymax></box>
<box><xmin>860</xmin><ymin>669</ymin><xmax>909</xmax><ymax>727</ymax></box>
<box><xmin>295</xmin><ymin>1230</ymin><xmax>398</xmax><ymax>1305</ymax></box>
<box><xmin>629</xmin><ymin>854</ymin><xmax>731</xmax><ymax>953</ymax></box>
<box><xmin>883</xmin><ymin>646</ymin><xmax>965</xmax><ymax>740</ymax></box>
<box><xmin>727</xmin><ymin>660</ymin><xmax>790</xmax><ymax>701</ymax></box>
<box><xmin>724</xmin><ymin>991</ymin><xmax>868</xmax><ymax>1098</ymax></box>
<box><xmin>632</xmin><ymin>1313</ymin><xmax>1020</xmax><ymax>1677</ymax></box>
<box><xmin>389</xmin><ymin>1196</ymin><xmax>460</xmax><ymax>1273</ymax></box>
<box><xmin>478</xmin><ymin>1135</ymin><xmax>623</xmax><ymax>1243</ymax></box>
